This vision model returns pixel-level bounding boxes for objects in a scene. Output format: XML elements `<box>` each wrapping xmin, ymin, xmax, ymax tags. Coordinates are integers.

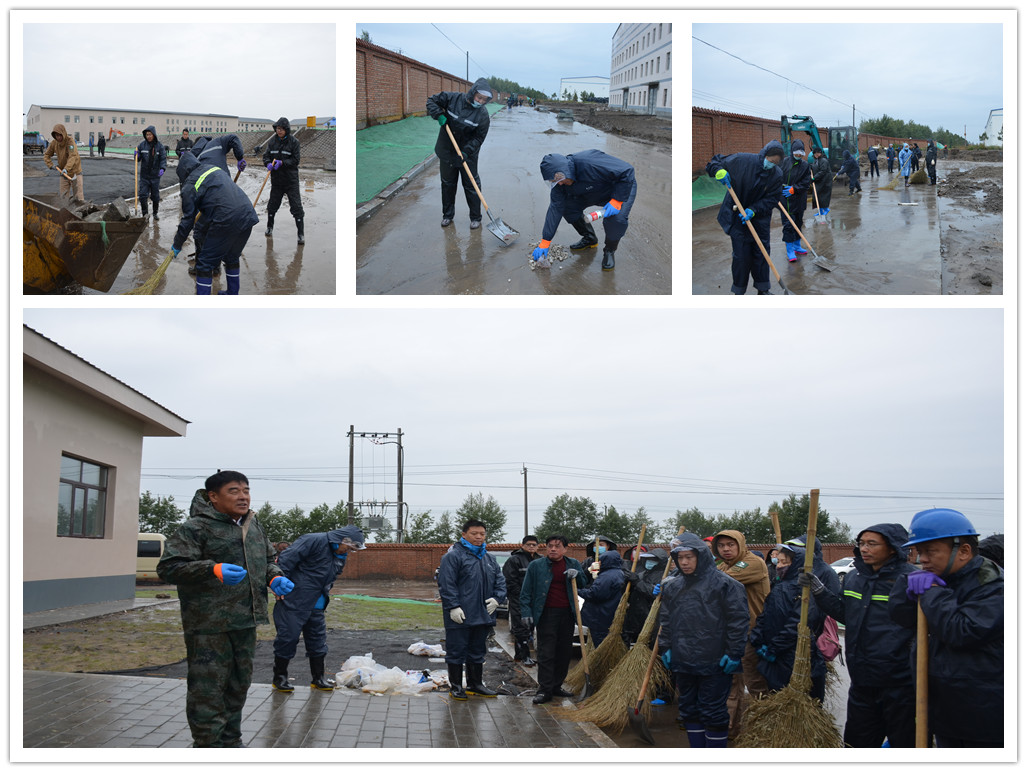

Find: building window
<box><xmin>663</xmin><ymin>89</ymin><xmax>667</xmax><ymax>106</ymax></box>
<box><xmin>667</xmin><ymin>52</ymin><xmax>671</xmax><ymax>70</ymax></box>
<box><xmin>89</xmin><ymin>116</ymin><xmax>94</xmax><ymax>123</ymax></box>
<box><xmin>74</xmin><ymin>115</ymin><xmax>79</xmax><ymax>123</ymax></box>
<box><xmin>98</xmin><ymin>116</ymin><xmax>103</xmax><ymax>123</ymax></box>
<box><xmin>65</xmin><ymin>114</ymin><xmax>70</xmax><ymax>122</ymax></box>
<box><xmin>57</xmin><ymin>454</ymin><xmax>109</xmax><ymax>538</ymax></box>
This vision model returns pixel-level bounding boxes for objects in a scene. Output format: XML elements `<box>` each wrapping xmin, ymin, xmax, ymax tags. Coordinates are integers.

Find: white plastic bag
<box><xmin>407</xmin><ymin>640</ymin><xmax>446</xmax><ymax>657</ymax></box>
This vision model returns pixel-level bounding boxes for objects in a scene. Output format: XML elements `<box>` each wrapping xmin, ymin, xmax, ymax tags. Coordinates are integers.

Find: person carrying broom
<box><xmin>577</xmin><ymin>549</ymin><xmax>627</xmax><ymax>647</ymax></box>
<box><xmin>657</xmin><ymin>533</ymin><xmax>749</xmax><ymax>749</ymax></box>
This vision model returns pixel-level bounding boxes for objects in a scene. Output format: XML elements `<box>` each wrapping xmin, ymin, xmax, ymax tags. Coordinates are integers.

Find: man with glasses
<box><xmin>799</xmin><ymin>524</ymin><xmax>916</xmax><ymax>746</ymax></box>
<box><xmin>503</xmin><ymin>534</ymin><xmax>541</xmax><ymax>665</ymax></box>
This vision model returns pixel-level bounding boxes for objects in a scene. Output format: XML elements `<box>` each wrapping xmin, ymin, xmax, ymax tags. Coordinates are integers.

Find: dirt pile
<box><xmin>937</xmin><ymin>165</ymin><xmax>1003</xmax><ymax>214</ymax></box>
<box><xmin>947</xmin><ymin>148</ymin><xmax>1002</xmax><ymax>162</ymax></box>
<box><xmin>537</xmin><ymin>103</ymin><xmax>671</xmax><ymax>146</ymax></box>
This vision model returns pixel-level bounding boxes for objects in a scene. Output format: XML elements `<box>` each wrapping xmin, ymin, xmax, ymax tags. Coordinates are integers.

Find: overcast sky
<box><xmin>357</xmin><ymin>23</ymin><xmax>621</xmax><ymax>100</ymax></box>
<box><xmin>21</xmin><ymin>309</ymin><xmax>1005</xmax><ymax>543</ymax></box>
<box><xmin>693</xmin><ymin>22</ymin><xmax>1003</xmax><ymax>138</ymax></box>
<box><xmin>20</xmin><ymin>22</ymin><xmax>335</xmax><ymax>121</ymax></box>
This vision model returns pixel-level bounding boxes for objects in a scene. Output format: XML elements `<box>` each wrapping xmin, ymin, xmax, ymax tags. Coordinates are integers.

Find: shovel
<box><xmin>444</xmin><ymin>123</ymin><xmax>518</xmax><ymax>246</ymax></box>
<box><xmin>627</xmin><ymin>624</ymin><xmax>663</xmax><ymax>745</ymax></box>
<box><xmin>570</xmin><ymin>574</ymin><xmax>594</xmax><ymax>699</ymax></box>
<box><xmin>916</xmin><ymin>600</ymin><xmax>929</xmax><ymax>747</ymax></box>
<box><xmin>253</xmin><ymin>169</ymin><xmax>271</xmax><ymax>207</ymax></box>
<box><xmin>777</xmin><ymin>201</ymin><xmax>833</xmax><ymax>272</ymax></box>
<box><xmin>133</xmin><ymin>149</ymin><xmax>139</xmax><ymax>215</ymax></box>
<box><xmin>810</xmin><ymin>168</ymin><xmax>828</xmax><ymax>224</ymax></box>
<box><xmin>722</xmin><ymin>181</ymin><xmax>793</xmax><ymax>294</ymax></box>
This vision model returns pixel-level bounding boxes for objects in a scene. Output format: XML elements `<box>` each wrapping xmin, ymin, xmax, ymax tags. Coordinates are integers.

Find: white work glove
<box><xmin>588</xmin><ymin>561</ymin><xmax>601</xmax><ymax>579</ymax></box>
<box><xmin>485</xmin><ymin>598</ymin><xmax>499</xmax><ymax>615</ymax></box>
<box><xmin>449</xmin><ymin>607</ymin><xmax>465</xmax><ymax>624</ymax></box>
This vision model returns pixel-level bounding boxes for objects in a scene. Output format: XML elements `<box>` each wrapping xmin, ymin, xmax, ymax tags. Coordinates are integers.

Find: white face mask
<box><xmin>644</xmin><ymin>560</ymin><xmax>657</xmax><ymax>570</ymax></box>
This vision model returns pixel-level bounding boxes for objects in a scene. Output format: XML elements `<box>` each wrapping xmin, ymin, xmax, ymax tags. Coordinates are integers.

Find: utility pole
<box><xmin>347</xmin><ymin>425</ymin><xmax>355</xmax><ymax>525</ymax></box>
<box><xmin>852</xmin><ymin>104</ymin><xmax>855</xmax><ymax>128</ymax></box>
<box><xmin>521</xmin><ymin>464</ymin><xmax>528</xmax><ymax>537</ymax></box>
<box><xmin>396</xmin><ymin>427</ymin><xmax>404</xmax><ymax>543</ymax></box>
<box><xmin>466</xmin><ymin>51</ymin><xmax>469</xmax><ymax>83</ymax></box>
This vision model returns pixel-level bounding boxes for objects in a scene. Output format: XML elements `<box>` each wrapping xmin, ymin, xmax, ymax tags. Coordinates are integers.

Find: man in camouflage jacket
<box><xmin>158</xmin><ymin>471</ymin><xmax>291</xmax><ymax>747</ymax></box>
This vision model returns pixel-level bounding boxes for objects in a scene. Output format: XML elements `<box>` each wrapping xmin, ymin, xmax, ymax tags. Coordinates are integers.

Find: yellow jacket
<box><xmin>43</xmin><ymin>123</ymin><xmax>82</xmax><ymax>177</ymax></box>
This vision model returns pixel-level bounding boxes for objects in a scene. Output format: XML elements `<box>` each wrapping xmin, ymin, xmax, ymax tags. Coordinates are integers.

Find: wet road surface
<box><xmin>693</xmin><ymin>171</ymin><xmax>945</xmax><ymax>295</ymax></box>
<box><xmin>357</xmin><ymin>107</ymin><xmax>672</xmax><ymax>295</ymax></box>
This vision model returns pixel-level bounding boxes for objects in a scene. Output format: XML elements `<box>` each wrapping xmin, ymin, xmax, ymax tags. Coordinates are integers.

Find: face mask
<box><xmin>644</xmin><ymin>560</ymin><xmax>657</xmax><ymax>570</ymax></box>
<box><xmin>770</xmin><ymin>556</ymin><xmax>779</xmax><ymax>565</ymax></box>
<box><xmin>763</xmin><ymin>158</ymin><xmax>777</xmax><ymax>170</ymax></box>
<box><xmin>597</xmin><ymin>546</ymin><xmax>606</xmax><ymax>556</ymax></box>
<box><xmin>793</xmin><ymin>152</ymin><xmax>805</xmax><ymax>159</ymax></box>
<box><xmin>474</xmin><ymin>99</ymin><xmax>486</xmax><ymax>108</ymax></box>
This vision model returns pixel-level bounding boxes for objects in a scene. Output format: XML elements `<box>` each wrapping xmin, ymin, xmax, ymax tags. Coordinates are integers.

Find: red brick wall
<box><xmin>356</xmin><ymin>39</ymin><xmax>473</xmax><ymax>129</ymax></box>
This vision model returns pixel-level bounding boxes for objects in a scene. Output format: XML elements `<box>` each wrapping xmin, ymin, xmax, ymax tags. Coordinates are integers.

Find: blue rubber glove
<box><xmin>782</xmin><ymin>185</ymin><xmax>794</xmax><ymax>198</ymax></box>
<box><xmin>906</xmin><ymin>570</ymin><xmax>947</xmax><ymax>599</ymax></box>
<box><xmin>314</xmin><ymin>593</ymin><xmax>327</xmax><ymax>609</ymax></box>
<box><xmin>266</xmin><ymin>162</ymin><xmax>275</xmax><ymax>171</ymax></box>
<box><xmin>652</xmin><ymin>583</ymin><xmax>661</xmax><ymax>596</ymax></box>
<box><xmin>532</xmin><ymin>247</ymin><xmax>549</xmax><ymax>261</ymax></box>
<box><xmin>237</xmin><ymin>158</ymin><xmax>247</xmax><ymax>171</ymax></box>
<box><xmin>272</xmin><ymin>160</ymin><xmax>283</xmax><ymax>171</ymax></box>
<box><xmin>756</xmin><ymin>644</ymin><xmax>776</xmax><ymax>662</ymax></box>
<box><xmin>213</xmin><ymin>563</ymin><xmax>247</xmax><ymax>585</ymax></box>
<box><xmin>437</xmin><ymin>115</ymin><xmax>447</xmax><ymax>126</ymax></box>
<box><xmin>171</xmin><ymin>247</ymin><xmax>181</xmax><ymax>258</ymax></box>
<box><xmin>720</xmin><ymin>654</ymin><xmax>742</xmax><ymax>674</ymax></box>
<box><xmin>738</xmin><ymin>208</ymin><xmax>754</xmax><ymax>223</ymax></box>
<box><xmin>158</xmin><ymin>168</ymin><xmax>165</xmax><ymax>177</ymax></box>
<box><xmin>715</xmin><ymin>168</ymin><xmax>731</xmax><ymax>187</ymax></box>
<box><xmin>602</xmin><ymin>200</ymin><xmax>621</xmax><ymax>219</ymax></box>
<box><xmin>269</xmin><ymin>576</ymin><xmax>294</xmax><ymax>596</ymax></box>
<box><xmin>660</xmin><ymin>650</ymin><xmax>672</xmax><ymax>668</ymax></box>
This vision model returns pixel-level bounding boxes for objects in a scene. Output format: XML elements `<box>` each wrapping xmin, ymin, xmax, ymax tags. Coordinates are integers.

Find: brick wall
<box><xmin>692</xmin><ymin>106</ymin><xmax>929</xmax><ymax>178</ymax></box>
<box><xmin>356</xmin><ymin>39</ymin><xmax>473</xmax><ymax>129</ymax></box>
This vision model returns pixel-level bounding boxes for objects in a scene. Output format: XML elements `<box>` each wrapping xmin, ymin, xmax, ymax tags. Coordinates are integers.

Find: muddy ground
<box><xmin>537</xmin><ymin>102</ymin><xmax>672</xmax><ymax>146</ymax></box>
<box><xmin>936</xmin><ymin>162</ymin><xmax>1003</xmax><ymax>293</ymax></box>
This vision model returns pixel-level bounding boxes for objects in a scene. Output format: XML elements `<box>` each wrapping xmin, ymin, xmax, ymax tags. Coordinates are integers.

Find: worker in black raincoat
<box><xmin>925</xmin><ymin>140</ymin><xmax>939</xmax><ymax>185</ymax></box>
<box><xmin>835</xmin><ymin>150</ymin><xmax>862</xmax><ymax>195</ymax></box>
<box><xmin>270</xmin><ymin>525</ymin><xmax>365</xmax><ymax>692</ymax></box>
<box><xmin>779</xmin><ymin>138</ymin><xmax>811</xmax><ymax>262</ymax></box>
<box><xmin>800</xmin><ymin>523</ymin><xmax>916</xmax><ymax>747</ymax></box>
<box><xmin>623</xmin><ymin>548</ymin><xmax>667</xmax><ymax>645</ymax></box>
<box><xmin>262</xmin><ymin>116</ymin><xmax>304</xmax><ymax>243</ymax></box>
<box><xmin>888</xmin><ymin>508</ymin><xmax>1003</xmax><ymax>748</ymax></box>
<box><xmin>783</xmin><ymin>534</ymin><xmax>842</xmax><ymax>597</ymax></box>
<box><xmin>136</xmin><ymin>125</ymin><xmax>167</xmax><ymax>220</ymax></box>
<box><xmin>175</xmin><ymin>129</ymin><xmax>194</xmax><ymax>157</ymax></box>
<box><xmin>173</xmin><ymin>152</ymin><xmax>260</xmax><ymax>295</ymax></box>
<box><xmin>577</xmin><ymin>549</ymin><xmax>627</xmax><ymax>647</ymax></box>
<box><xmin>750</xmin><ymin>543</ymin><xmax>828</xmax><ymax>702</ymax></box>
<box><xmin>503</xmin><ymin>535</ymin><xmax>540</xmax><ymax>664</ymax></box>
<box><xmin>657</xmin><ymin>533</ymin><xmax>749</xmax><ymax>749</ymax></box>
<box><xmin>186</xmin><ymin>133</ymin><xmax>249</xmax><ymax>271</ymax></box>
<box><xmin>706</xmin><ymin>140</ymin><xmax>785</xmax><ymax>294</ymax></box>
<box><xmin>533</xmin><ymin>150</ymin><xmax>637</xmax><ymax>271</ymax></box>
<box><xmin>809</xmin><ymin>146</ymin><xmax>833</xmax><ymax>217</ymax></box>
<box><xmin>425</xmin><ymin>77</ymin><xmax>494</xmax><ymax>229</ymax></box>
<box><xmin>437</xmin><ymin>518</ymin><xmax>507</xmax><ymax>700</ymax></box>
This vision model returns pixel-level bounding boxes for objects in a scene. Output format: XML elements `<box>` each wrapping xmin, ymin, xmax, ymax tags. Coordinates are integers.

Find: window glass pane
<box><xmin>80</xmin><ymin>461</ymin><xmax>102</xmax><ymax>486</ymax></box>
<box><xmin>60</xmin><ymin>455</ymin><xmax>81</xmax><ymax>481</ymax></box>
<box><xmin>57</xmin><ymin>483</ymin><xmax>73</xmax><ymax>536</ymax></box>
<box><xmin>71</xmin><ymin>488</ymin><xmax>85</xmax><ymax>536</ymax></box>
<box><xmin>85</xmin><ymin>489</ymin><xmax>103</xmax><ymax>537</ymax></box>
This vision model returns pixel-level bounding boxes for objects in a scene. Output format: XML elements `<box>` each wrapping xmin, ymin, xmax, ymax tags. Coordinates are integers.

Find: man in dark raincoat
<box><xmin>800</xmin><ymin>523</ymin><xmax>916</xmax><ymax>747</ymax></box>
<box><xmin>176</xmin><ymin>129</ymin><xmax>194</xmax><ymax>158</ymax></box>
<box><xmin>262</xmin><ymin>116</ymin><xmax>304</xmax><ymax>243</ymax></box>
<box><xmin>437</xmin><ymin>518</ymin><xmax>507</xmax><ymax>700</ymax></box>
<box><xmin>779</xmin><ymin>139</ymin><xmax>811</xmax><ymax>262</ymax></box>
<box><xmin>503</xmin><ymin>534</ymin><xmax>541</xmax><ymax>664</ymax></box>
<box><xmin>835</xmin><ymin>150</ymin><xmax>862</xmax><ymax>195</ymax></box>
<box><xmin>426</xmin><ymin>77</ymin><xmax>494</xmax><ymax>229</ymax></box>
<box><xmin>187</xmin><ymin>133</ymin><xmax>248</xmax><ymax>268</ymax></box>
<box><xmin>577</xmin><ymin>549</ymin><xmax>626</xmax><ymax>647</ymax></box>
<box><xmin>809</xmin><ymin>146</ymin><xmax>833</xmax><ymax>217</ymax></box>
<box><xmin>533</xmin><ymin>150</ymin><xmax>637</xmax><ymax>271</ymax></box>
<box><xmin>173</xmin><ymin>151</ymin><xmax>260</xmax><ymax>295</ymax></box>
<box><xmin>705</xmin><ymin>140</ymin><xmax>785</xmax><ymax>294</ymax></box>
<box><xmin>623</xmin><ymin>548</ymin><xmax>668</xmax><ymax>645</ymax></box>
<box><xmin>657</xmin><ymin>533</ymin><xmax>749</xmax><ymax>749</ymax></box>
<box><xmin>888</xmin><ymin>508</ymin><xmax>1003</xmax><ymax>748</ymax></box>
<box><xmin>271</xmin><ymin>525</ymin><xmax>366</xmax><ymax>692</ymax></box>
<box><xmin>925</xmin><ymin>140</ymin><xmax>939</xmax><ymax>185</ymax></box>
<box><xmin>157</xmin><ymin>471</ymin><xmax>291</xmax><ymax>747</ymax></box>
<box><xmin>136</xmin><ymin>125</ymin><xmax>167</xmax><ymax>219</ymax></box>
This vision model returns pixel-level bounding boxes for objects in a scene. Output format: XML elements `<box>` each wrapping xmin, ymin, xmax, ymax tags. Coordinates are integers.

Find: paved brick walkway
<box><xmin>22</xmin><ymin>671</ymin><xmax>615</xmax><ymax>749</ymax></box>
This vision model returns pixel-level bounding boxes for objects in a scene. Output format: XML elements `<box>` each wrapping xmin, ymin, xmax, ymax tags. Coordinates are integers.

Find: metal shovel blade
<box><xmin>581</xmin><ymin>674</ymin><xmax>594</xmax><ymax>700</ymax></box>
<box><xmin>486</xmin><ymin>214</ymin><xmax>519</xmax><ymax>246</ymax></box>
<box><xmin>628</xmin><ymin>700</ymin><xmax>656</xmax><ymax>745</ymax></box>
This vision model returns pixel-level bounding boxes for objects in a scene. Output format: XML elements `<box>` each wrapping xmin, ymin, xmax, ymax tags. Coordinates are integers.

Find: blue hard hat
<box><xmin>903</xmin><ymin>508</ymin><xmax>978</xmax><ymax>548</ymax></box>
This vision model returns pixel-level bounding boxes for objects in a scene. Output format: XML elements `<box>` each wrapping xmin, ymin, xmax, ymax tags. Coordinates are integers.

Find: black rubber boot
<box><xmin>265</xmin><ymin>214</ymin><xmax>275</xmax><ymax>237</ymax></box>
<box><xmin>272</xmin><ymin>656</ymin><xmax>293</xmax><ymax>692</ymax></box>
<box><xmin>309</xmin><ymin>655</ymin><xmax>336</xmax><ymax>691</ymax></box>
<box><xmin>602</xmin><ymin>240</ymin><xmax>617</xmax><ymax>271</ymax></box>
<box><xmin>465</xmin><ymin>663</ymin><xmax>497</xmax><ymax>697</ymax></box>
<box><xmin>296</xmin><ymin>218</ymin><xmax>304</xmax><ymax>245</ymax></box>
<box><xmin>448</xmin><ymin>663</ymin><xmax>467</xmax><ymax>700</ymax></box>
<box><xmin>514</xmin><ymin>641</ymin><xmax>526</xmax><ymax>661</ymax></box>
<box><xmin>153</xmin><ymin>204</ymin><xmax>159</xmax><ymax>221</ymax></box>
<box><xmin>568</xmin><ymin>217</ymin><xmax>598</xmax><ymax>250</ymax></box>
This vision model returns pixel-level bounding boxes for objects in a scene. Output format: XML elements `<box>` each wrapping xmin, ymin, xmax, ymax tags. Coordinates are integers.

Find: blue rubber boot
<box><xmin>683</xmin><ymin>722</ymin><xmax>706</xmax><ymax>748</ymax></box>
<box><xmin>786</xmin><ymin>241</ymin><xmax>797</xmax><ymax>262</ymax></box>
<box><xmin>225</xmin><ymin>268</ymin><xmax>240</xmax><ymax>295</ymax></box>
<box><xmin>705</xmin><ymin>726</ymin><xmax>729</xmax><ymax>748</ymax></box>
<box><xmin>195</xmin><ymin>277</ymin><xmax>213</xmax><ymax>295</ymax></box>
<box><xmin>794</xmin><ymin>239</ymin><xmax>807</xmax><ymax>256</ymax></box>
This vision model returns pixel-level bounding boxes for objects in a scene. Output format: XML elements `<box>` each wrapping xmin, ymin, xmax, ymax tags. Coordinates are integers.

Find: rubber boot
<box><xmin>602</xmin><ymin>239</ymin><xmax>617</xmax><ymax>271</ymax></box>
<box><xmin>465</xmin><ymin>663</ymin><xmax>497</xmax><ymax>697</ymax></box>
<box><xmin>272</xmin><ymin>656</ymin><xmax>293</xmax><ymax>692</ymax></box>
<box><xmin>514</xmin><ymin>641</ymin><xmax>527</xmax><ymax>661</ymax></box>
<box><xmin>309</xmin><ymin>655</ymin><xmax>336</xmax><ymax>691</ymax></box>
<box><xmin>518</xmin><ymin>641</ymin><xmax>536</xmax><ymax>667</ymax></box>
<box><xmin>448</xmin><ymin>663</ymin><xmax>468</xmax><ymax>701</ymax></box>
<box><xmin>224</xmin><ymin>266</ymin><xmax>240</xmax><ymax>295</ymax></box>
<box><xmin>265</xmin><ymin>213</ymin><xmax>275</xmax><ymax>237</ymax></box>
<box><xmin>296</xmin><ymin>217</ymin><xmax>304</xmax><ymax>245</ymax></box>
<box><xmin>683</xmin><ymin>722</ymin><xmax>706</xmax><ymax>748</ymax></box>
<box><xmin>705</xmin><ymin>726</ymin><xmax>729</xmax><ymax>748</ymax></box>
<box><xmin>568</xmin><ymin>217</ymin><xmax>598</xmax><ymax>250</ymax></box>
<box><xmin>786</xmin><ymin>241</ymin><xmax>797</xmax><ymax>262</ymax></box>
<box><xmin>794</xmin><ymin>239</ymin><xmax>807</xmax><ymax>255</ymax></box>
<box><xmin>195</xmin><ymin>275</ymin><xmax>213</xmax><ymax>295</ymax></box>
<box><xmin>152</xmin><ymin>203</ymin><xmax>159</xmax><ymax>222</ymax></box>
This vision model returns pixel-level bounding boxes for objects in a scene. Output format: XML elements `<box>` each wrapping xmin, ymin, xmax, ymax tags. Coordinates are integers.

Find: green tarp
<box><xmin>693</xmin><ymin>173</ymin><xmax>726</xmax><ymax>212</ymax></box>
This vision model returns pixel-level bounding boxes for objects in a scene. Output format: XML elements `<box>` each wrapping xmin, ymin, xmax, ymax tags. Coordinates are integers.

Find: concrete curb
<box><xmin>356</xmin><ymin>154</ymin><xmax>437</xmax><ymax>224</ymax></box>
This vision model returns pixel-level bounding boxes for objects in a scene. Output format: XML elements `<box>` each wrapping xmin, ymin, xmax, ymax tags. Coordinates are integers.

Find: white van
<box><xmin>137</xmin><ymin>533</ymin><xmax>166</xmax><ymax>581</ymax></box>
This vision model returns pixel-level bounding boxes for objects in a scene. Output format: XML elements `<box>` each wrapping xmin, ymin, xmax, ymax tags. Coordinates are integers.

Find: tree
<box><xmin>998</xmin><ymin>126</ymin><xmax>1003</xmax><ymax>143</ymax></box>
<box><xmin>406</xmin><ymin>510</ymin><xmax>437</xmax><ymax>543</ymax></box>
<box><xmin>138</xmin><ymin>491</ymin><xmax>184</xmax><ymax>535</ymax></box>
<box><xmin>255</xmin><ymin>501</ymin><xmax>291</xmax><ymax>543</ymax></box>
<box><xmin>572</xmin><ymin>91</ymin><xmax>579</xmax><ymax>102</ymax></box>
<box><xmin>455</xmin><ymin>492</ymin><xmax>507</xmax><ymax>541</ymax></box>
<box><xmin>767</xmin><ymin>493</ymin><xmax>851</xmax><ymax>544</ymax></box>
<box><xmin>665</xmin><ymin>506</ymin><xmax>718</xmax><ymax>539</ymax></box>
<box><xmin>536</xmin><ymin>494</ymin><xmax>600</xmax><ymax>543</ymax></box>
<box><xmin>360</xmin><ymin>30</ymin><xmax>372</xmax><ymax>43</ymax></box>
<box><xmin>979</xmin><ymin>131</ymin><xmax>990</xmax><ymax>145</ymax></box>
<box><xmin>627</xmin><ymin>505</ymin><xmax>665</xmax><ymax>544</ymax></box>
<box><xmin>432</xmin><ymin>511</ymin><xmax>456</xmax><ymax>544</ymax></box>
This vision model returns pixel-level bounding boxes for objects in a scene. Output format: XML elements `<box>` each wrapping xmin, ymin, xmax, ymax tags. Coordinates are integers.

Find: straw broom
<box><xmin>121</xmin><ymin>249</ymin><xmax>175</xmax><ymax>295</ymax></box>
<box><xmin>735</xmin><ymin>489</ymin><xmax>843</xmax><ymax>748</ymax></box>
<box><xmin>564</xmin><ymin>536</ymin><xmax>603</xmax><ymax>692</ymax></box>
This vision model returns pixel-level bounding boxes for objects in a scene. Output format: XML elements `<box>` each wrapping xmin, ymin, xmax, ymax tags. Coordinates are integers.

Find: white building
<box><xmin>23</xmin><ymin>326</ymin><xmax>188</xmax><ymax>613</ymax></box>
<box><xmin>610</xmin><ymin>23</ymin><xmax>672</xmax><ymax>116</ymax></box>
<box><xmin>25</xmin><ymin>104</ymin><xmax>274</xmax><ymax>145</ymax></box>
<box><xmin>983</xmin><ymin>108</ymin><xmax>1003</xmax><ymax>146</ymax></box>
<box><xmin>558</xmin><ymin>75</ymin><xmax>610</xmax><ymax>101</ymax></box>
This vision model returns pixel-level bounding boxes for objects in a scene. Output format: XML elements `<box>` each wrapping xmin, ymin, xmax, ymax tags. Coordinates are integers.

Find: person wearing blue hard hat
<box><xmin>887</xmin><ymin>508</ymin><xmax>1003</xmax><ymax>747</ymax></box>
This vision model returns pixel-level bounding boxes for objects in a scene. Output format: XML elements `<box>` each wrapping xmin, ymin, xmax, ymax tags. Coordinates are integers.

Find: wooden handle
<box><xmin>253</xmin><ymin>169</ymin><xmax>271</xmax><ymax>207</ymax></box>
<box><xmin>636</xmin><ymin>624</ymin><xmax>663</xmax><ymax>706</ymax></box>
<box><xmin>444</xmin><ymin>122</ymin><xmax>489</xmax><ymax>212</ymax></box>
<box><xmin>724</xmin><ymin>184</ymin><xmax>782</xmax><ymax>282</ymax></box>
<box><xmin>809</xmin><ymin>167</ymin><xmax>822</xmax><ymax>209</ymax></box>
<box><xmin>797</xmin><ymin>488</ymin><xmax>819</xmax><ymax>631</ymax></box>
<box><xmin>777</xmin><ymin>201</ymin><xmax>815</xmax><ymax>254</ymax></box>
<box><xmin>770</xmin><ymin>510</ymin><xmax>782</xmax><ymax>545</ymax></box>
<box><xmin>570</xmin><ymin>574</ymin><xmax>589</xmax><ymax>674</ymax></box>
<box><xmin>916</xmin><ymin>601</ymin><xmax>929</xmax><ymax>747</ymax></box>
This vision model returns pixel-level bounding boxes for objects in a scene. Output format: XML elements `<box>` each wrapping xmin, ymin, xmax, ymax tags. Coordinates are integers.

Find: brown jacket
<box><xmin>713</xmin><ymin>529</ymin><xmax>770</xmax><ymax>628</ymax></box>
<box><xmin>43</xmin><ymin>123</ymin><xmax>82</xmax><ymax>176</ymax></box>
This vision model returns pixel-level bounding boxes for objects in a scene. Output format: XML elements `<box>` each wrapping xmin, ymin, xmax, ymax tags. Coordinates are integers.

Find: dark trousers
<box><xmin>184</xmin><ymin>627</ymin><xmax>256</xmax><ymax>747</ymax></box>
<box><xmin>676</xmin><ymin>670</ymin><xmax>733</xmax><ymax>728</ymax></box>
<box><xmin>729</xmin><ymin>228</ymin><xmax>771</xmax><ymax>294</ymax></box>
<box><xmin>535</xmin><ymin>606</ymin><xmax>575</xmax><ymax>694</ymax></box>
<box><xmin>869</xmin><ymin>160</ymin><xmax>879</xmax><ymax>177</ymax></box>
<box><xmin>508</xmin><ymin>592</ymin><xmax>532</xmax><ymax>643</ymax></box>
<box><xmin>272</xmin><ymin>602</ymin><xmax>327</xmax><ymax>660</ymax></box>
<box><xmin>444</xmin><ymin>623</ymin><xmax>490</xmax><ymax>665</ymax></box>
<box><xmin>844</xmin><ymin>682</ymin><xmax>916</xmax><ymax>748</ymax></box>
<box><xmin>268</xmin><ymin>176</ymin><xmax>304</xmax><ymax>219</ymax></box>
<box><xmin>138</xmin><ymin>175</ymin><xmax>161</xmax><ymax>212</ymax></box>
<box><xmin>887</xmin><ymin>158</ymin><xmax>894</xmax><ymax>172</ymax></box>
<box><xmin>195</xmin><ymin>224</ymin><xmax>253</xmax><ymax>276</ymax></box>
<box><xmin>780</xmin><ymin>198</ymin><xmax>807</xmax><ymax>242</ymax></box>
<box><xmin>440</xmin><ymin>156</ymin><xmax>482</xmax><ymax>220</ymax></box>
<box><xmin>561</xmin><ymin>180</ymin><xmax>637</xmax><ymax>243</ymax></box>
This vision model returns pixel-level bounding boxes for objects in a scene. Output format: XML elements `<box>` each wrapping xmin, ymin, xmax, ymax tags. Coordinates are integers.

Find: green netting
<box><xmin>692</xmin><ymin>174</ymin><xmax>726</xmax><ymax>211</ymax></box>
<box><xmin>337</xmin><ymin>594</ymin><xmax>437</xmax><ymax>606</ymax></box>
<box><xmin>356</xmin><ymin>103</ymin><xmax>503</xmax><ymax>205</ymax></box>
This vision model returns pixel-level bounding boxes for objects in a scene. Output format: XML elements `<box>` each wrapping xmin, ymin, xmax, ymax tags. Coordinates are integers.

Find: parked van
<box><xmin>137</xmin><ymin>533</ymin><xmax>166</xmax><ymax>581</ymax></box>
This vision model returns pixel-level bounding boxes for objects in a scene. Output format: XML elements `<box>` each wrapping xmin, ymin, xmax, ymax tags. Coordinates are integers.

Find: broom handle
<box><xmin>635</xmin><ymin>624</ymin><xmax>663</xmax><ymax>708</ymax></box>
<box><xmin>777</xmin><ymin>201</ymin><xmax>817</xmax><ymax>255</ymax></box>
<box><xmin>797</xmin><ymin>488</ymin><xmax>819</xmax><ymax>631</ymax></box>
<box><xmin>916</xmin><ymin>601</ymin><xmax>929</xmax><ymax>747</ymax></box>
<box><xmin>724</xmin><ymin>183</ymin><xmax>783</xmax><ymax>283</ymax></box>
<box><xmin>612</xmin><ymin>527</ymin><xmax>647</xmax><ymax>619</ymax></box>
<box><xmin>770</xmin><ymin>509</ymin><xmax>782</xmax><ymax>545</ymax></box>
<box><xmin>133</xmin><ymin>149</ymin><xmax>139</xmax><ymax>214</ymax></box>
<box><xmin>810</xmin><ymin>167</ymin><xmax>822</xmax><ymax>211</ymax></box>
<box><xmin>571</xmin><ymin>575</ymin><xmax>589</xmax><ymax>675</ymax></box>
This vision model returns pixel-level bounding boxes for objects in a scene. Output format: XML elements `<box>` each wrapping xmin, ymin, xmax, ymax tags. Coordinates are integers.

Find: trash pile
<box><xmin>337</xmin><ymin>651</ymin><xmax>448</xmax><ymax>696</ymax></box>
<box><xmin>528</xmin><ymin>242</ymin><xmax>571</xmax><ymax>271</ymax></box>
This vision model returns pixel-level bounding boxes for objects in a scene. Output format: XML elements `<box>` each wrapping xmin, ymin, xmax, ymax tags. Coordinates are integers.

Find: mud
<box><xmin>936</xmin><ymin>162</ymin><xmax>1003</xmax><ymax>294</ymax></box>
<box><xmin>538</xmin><ymin>103</ymin><xmax>672</xmax><ymax>146</ymax></box>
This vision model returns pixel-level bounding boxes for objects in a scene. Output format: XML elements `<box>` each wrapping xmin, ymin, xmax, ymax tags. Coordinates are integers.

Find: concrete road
<box><xmin>357</xmin><ymin>108</ymin><xmax>672</xmax><ymax>295</ymax></box>
<box><xmin>693</xmin><ymin>173</ymin><xmax>943</xmax><ymax>295</ymax></box>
